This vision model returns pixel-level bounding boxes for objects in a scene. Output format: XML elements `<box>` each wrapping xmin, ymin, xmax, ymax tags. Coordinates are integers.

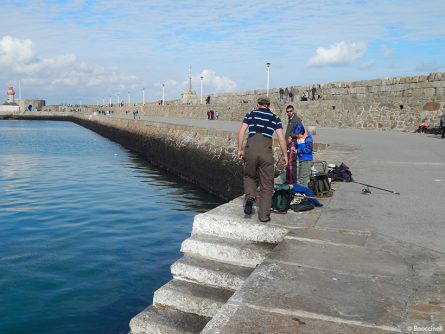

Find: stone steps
<box><xmin>181</xmin><ymin>233</ymin><xmax>276</xmax><ymax>268</ymax></box>
<box><xmin>129</xmin><ymin>305</ymin><xmax>210</xmax><ymax>334</ymax></box>
<box><xmin>153</xmin><ymin>279</ymin><xmax>234</xmax><ymax>318</ymax></box>
<box><xmin>171</xmin><ymin>254</ymin><xmax>253</xmax><ymax>291</ymax></box>
<box><xmin>129</xmin><ymin>197</ymin><xmax>282</xmax><ymax>334</ymax></box>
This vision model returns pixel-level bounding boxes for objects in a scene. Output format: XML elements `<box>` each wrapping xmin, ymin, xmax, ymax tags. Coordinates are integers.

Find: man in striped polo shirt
<box><xmin>237</xmin><ymin>97</ymin><xmax>288</xmax><ymax>222</ymax></box>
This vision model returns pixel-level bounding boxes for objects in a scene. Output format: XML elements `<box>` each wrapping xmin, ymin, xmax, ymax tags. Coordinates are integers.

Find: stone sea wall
<box><xmin>0</xmin><ymin>113</ymin><xmax>243</xmax><ymax>201</ymax></box>
<box><xmin>81</xmin><ymin>72</ymin><xmax>445</xmax><ymax>132</ymax></box>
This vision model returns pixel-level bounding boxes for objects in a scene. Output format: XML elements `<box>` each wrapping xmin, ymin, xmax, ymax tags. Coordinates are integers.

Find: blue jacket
<box><xmin>293</xmin><ymin>123</ymin><xmax>313</xmax><ymax>161</ymax></box>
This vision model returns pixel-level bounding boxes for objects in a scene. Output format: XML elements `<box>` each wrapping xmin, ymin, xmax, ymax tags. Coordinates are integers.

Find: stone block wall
<box><xmin>81</xmin><ymin>72</ymin><xmax>445</xmax><ymax>132</ymax></box>
<box><xmin>1</xmin><ymin>113</ymin><xmax>244</xmax><ymax>201</ymax></box>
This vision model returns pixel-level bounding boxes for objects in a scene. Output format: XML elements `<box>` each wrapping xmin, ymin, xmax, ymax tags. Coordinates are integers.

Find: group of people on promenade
<box><xmin>279</xmin><ymin>86</ymin><xmax>320</xmax><ymax>102</ymax></box>
<box><xmin>237</xmin><ymin>97</ymin><xmax>312</xmax><ymax>222</ymax></box>
<box><xmin>206</xmin><ymin>110</ymin><xmax>219</xmax><ymax>120</ymax></box>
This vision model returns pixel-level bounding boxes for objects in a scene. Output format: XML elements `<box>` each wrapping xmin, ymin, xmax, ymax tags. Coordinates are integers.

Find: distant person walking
<box><xmin>284</xmin><ymin>87</ymin><xmax>289</xmax><ymax>101</ymax></box>
<box><xmin>237</xmin><ymin>97</ymin><xmax>288</xmax><ymax>222</ymax></box>
<box><xmin>311</xmin><ymin>86</ymin><xmax>317</xmax><ymax>100</ymax></box>
<box><xmin>215</xmin><ymin>111</ymin><xmax>219</xmax><ymax>120</ymax></box>
<box><xmin>289</xmin><ymin>86</ymin><xmax>296</xmax><ymax>102</ymax></box>
<box><xmin>279</xmin><ymin>88</ymin><xmax>285</xmax><ymax>101</ymax></box>
<box><xmin>440</xmin><ymin>113</ymin><xmax>445</xmax><ymax>138</ymax></box>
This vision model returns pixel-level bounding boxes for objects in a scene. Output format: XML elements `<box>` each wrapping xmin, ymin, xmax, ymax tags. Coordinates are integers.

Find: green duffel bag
<box><xmin>308</xmin><ymin>173</ymin><xmax>332</xmax><ymax>197</ymax></box>
<box><xmin>271</xmin><ymin>189</ymin><xmax>291</xmax><ymax>213</ymax></box>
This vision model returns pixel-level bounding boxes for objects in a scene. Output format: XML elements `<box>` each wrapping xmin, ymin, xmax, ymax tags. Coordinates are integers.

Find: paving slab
<box><xmin>201</xmin><ymin>303</ymin><xmax>400</xmax><ymax>334</ymax></box>
<box><xmin>286</xmin><ymin>227</ymin><xmax>370</xmax><ymax>247</ymax></box>
<box><xmin>268</xmin><ymin>239</ymin><xmax>413</xmax><ymax>277</ymax></box>
<box><xmin>227</xmin><ymin>261</ymin><xmax>411</xmax><ymax>327</ymax></box>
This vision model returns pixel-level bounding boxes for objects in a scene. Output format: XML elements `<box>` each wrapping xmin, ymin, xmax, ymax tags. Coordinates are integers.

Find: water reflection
<box><xmin>0</xmin><ymin>120</ymin><xmax>223</xmax><ymax>334</ymax></box>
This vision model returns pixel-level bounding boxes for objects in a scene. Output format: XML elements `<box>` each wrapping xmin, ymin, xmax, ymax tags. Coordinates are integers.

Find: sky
<box><xmin>0</xmin><ymin>0</ymin><xmax>444</xmax><ymax>105</ymax></box>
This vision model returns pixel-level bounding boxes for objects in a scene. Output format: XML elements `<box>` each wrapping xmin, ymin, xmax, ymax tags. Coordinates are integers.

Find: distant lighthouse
<box><xmin>7</xmin><ymin>85</ymin><xmax>15</xmax><ymax>104</ymax></box>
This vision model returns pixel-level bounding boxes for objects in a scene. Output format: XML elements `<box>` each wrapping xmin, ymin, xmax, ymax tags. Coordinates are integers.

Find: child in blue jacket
<box><xmin>292</xmin><ymin>122</ymin><xmax>313</xmax><ymax>186</ymax></box>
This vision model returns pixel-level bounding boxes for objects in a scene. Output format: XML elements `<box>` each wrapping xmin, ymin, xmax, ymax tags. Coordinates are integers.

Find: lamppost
<box><xmin>162</xmin><ymin>83</ymin><xmax>165</xmax><ymax>106</ymax></box>
<box><xmin>200</xmin><ymin>76</ymin><xmax>204</xmax><ymax>104</ymax></box>
<box><xmin>109</xmin><ymin>95</ymin><xmax>111</xmax><ymax>108</ymax></box>
<box><xmin>142</xmin><ymin>88</ymin><xmax>145</xmax><ymax>106</ymax></box>
<box><xmin>266</xmin><ymin>62</ymin><xmax>271</xmax><ymax>97</ymax></box>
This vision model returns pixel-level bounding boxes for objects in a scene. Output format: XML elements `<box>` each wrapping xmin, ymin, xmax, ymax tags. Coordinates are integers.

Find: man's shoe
<box><xmin>244</xmin><ymin>197</ymin><xmax>255</xmax><ymax>215</ymax></box>
<box><xmin>259</xmin><ymin>217</ymin><xmax>271</xmax><ymax>223</ymax></box>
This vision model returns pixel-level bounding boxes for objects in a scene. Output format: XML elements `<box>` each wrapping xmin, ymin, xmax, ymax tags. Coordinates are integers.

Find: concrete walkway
<box><xmin>120</xmin><ymin>114</ymin><xmax>445</xmax><ymax>333</ymax></box>
<box><xmin>116</xmin><ymin>114</ymin><xmax>445</xmax><ymax>253</ymax></box>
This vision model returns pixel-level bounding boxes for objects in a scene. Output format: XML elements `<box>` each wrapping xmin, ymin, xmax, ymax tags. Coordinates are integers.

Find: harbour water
<box><xmin>0</xmin><ymin>120</ymin><xmax>222</xmax><ymax>334</ymax></box>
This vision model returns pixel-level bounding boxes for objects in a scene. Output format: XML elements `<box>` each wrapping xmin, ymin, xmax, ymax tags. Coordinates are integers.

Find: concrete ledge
<box><xmin>171</xmin><ymin>255</ymin><xmax>253</xmax><ymax>290</ymax></box>
<box><xmin>153</xmin><ymin>279</ymin><xmax>234</xmax><ymax>318</ymax></box>
<box><xmin>129</xmin><ymin>305</ymin><xmax>210</xmax><ymax>334</ymax></box>
<box><xmin>180</xmin><ymin>234</ymin><xmax>276</xmax><ymax>268</ymax></box>
<box><xmin>192</xmin><ymin>203</ymin><xmax>289</xmax><ymax>243</ymax></box>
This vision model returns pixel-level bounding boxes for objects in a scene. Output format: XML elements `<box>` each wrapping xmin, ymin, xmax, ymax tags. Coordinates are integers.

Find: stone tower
<box><xmin>181</xmin><ymin>65</ymin><xmax>197</xmax><ymax>104</ymax></box>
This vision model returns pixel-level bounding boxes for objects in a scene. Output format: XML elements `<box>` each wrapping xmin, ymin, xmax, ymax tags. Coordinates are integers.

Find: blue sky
<box><xmin>0</xmin><ymin>0</ymin><xmax>444</xmax><ymax>105</ymax></box>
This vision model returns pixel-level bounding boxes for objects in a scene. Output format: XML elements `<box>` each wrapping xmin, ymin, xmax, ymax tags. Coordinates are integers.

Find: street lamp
<box><xmin>200</xmin><ymin>76</ymin><xmax>204</xmax><ymax>104</ymax></box>
<box><xmin>162</xmin><ymin>83</ymin><xmax>165</xmax><ymax>106</ymax></box>
<box><xmin>266</xmin><ymin>62</ymin><xmax>271</xmax><ymax>97</ymax></box>
<box><xmin>142</xmin><ymin>88</ymin><xmax>145</xmax><ymax>106</ymax></box>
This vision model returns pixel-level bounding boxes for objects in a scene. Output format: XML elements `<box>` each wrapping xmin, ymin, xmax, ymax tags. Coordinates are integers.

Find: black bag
<box><xmin>290</xmin><ymin>198</ymin><xmax>314</xmax><ymax>212</ymax></box>
<box><xmin>271</xmin><ymin>189</ymin><xmax>291</xmax><ymax>213</ymax></box>
<box><xmin>328</xmin><ymin>163</ymin><xmax>354</xmax><ymax>182</ymax></box>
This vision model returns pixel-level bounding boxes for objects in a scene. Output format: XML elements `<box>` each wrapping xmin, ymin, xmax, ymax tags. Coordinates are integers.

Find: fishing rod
<box><xmin>353</xmin><ymin>181</ymin><xmax>400</xmax><ymax>195</ymax></box>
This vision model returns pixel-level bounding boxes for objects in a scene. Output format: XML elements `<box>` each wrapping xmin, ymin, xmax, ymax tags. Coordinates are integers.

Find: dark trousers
<box><xmin>243</xmin><ymin>134</ymin><xmax>274</xmax><ymax>220</ymax></box>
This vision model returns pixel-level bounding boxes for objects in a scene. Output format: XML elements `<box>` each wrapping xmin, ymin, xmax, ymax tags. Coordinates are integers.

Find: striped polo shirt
<box><xmin>243</xmin><ymin>108</ymin><xmax>283</xmax><ymax>139</ymax></box>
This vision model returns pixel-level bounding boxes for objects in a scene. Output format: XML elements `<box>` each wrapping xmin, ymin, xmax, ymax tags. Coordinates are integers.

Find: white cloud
<box><xmin>0</xmin><ymin>35</ymin><xmax>76</xmax><ymax>74</ymax></box>
<box><xmin>381</xmin><ymin>45</ymin><xmax>393</xmax><ymax>57</ymax></box>
<box><xmin>307</xmin><ymin>41</ymin><xmax>367</xmax><ymax>67</ymax></box>
<box><xmin>0</xmin><ymin>35</ymin><xmax>35</xmax><ymax>67</ymax></box>
<box><xmin>198</xmin><ymin>69</ymin><xmax>237</xmax><ymax>93</ymax></box>
<box><xmin>0</xmin><ymin>35</ymin><xmax>139</xmax><ymax>101</ymax></box>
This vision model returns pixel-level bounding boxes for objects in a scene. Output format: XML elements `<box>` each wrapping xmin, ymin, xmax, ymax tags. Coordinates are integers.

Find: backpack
<box><xmin>271</xmin><ymin>189</ymin><xmax>291</xmax><ymax>213</ymax></box>
<box><xmin>308</xmin><ymin>173</ymin><xmax>332</xmax><ymax>197</ymax></box>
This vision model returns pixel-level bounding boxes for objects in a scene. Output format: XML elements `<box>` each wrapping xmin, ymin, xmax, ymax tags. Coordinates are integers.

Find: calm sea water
<box><xmin>0</xmin><ymin>120</ymin><xmax>222</xmax><ymax>334</ymax></box>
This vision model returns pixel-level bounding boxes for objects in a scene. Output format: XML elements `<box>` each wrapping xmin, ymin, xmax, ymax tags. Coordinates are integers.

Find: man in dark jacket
<box><xmin>284</xmin><ymin>105</ymin><xmax>302</xmax><ymax>184</ymax></box>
